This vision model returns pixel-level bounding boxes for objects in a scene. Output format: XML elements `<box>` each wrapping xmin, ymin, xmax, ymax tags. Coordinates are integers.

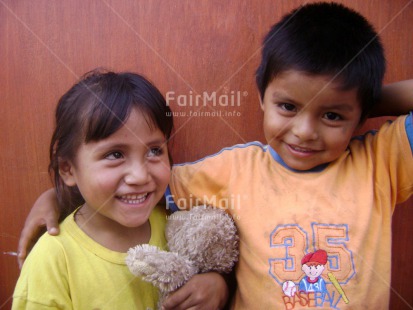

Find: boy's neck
<box><xmin>268</xmin><ymin>146</ymin><xmax>329</xmax><ymax>173</ymax></box>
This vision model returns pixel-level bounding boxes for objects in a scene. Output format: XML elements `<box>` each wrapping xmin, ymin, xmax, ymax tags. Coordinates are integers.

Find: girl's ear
<box><xmin>258</xmin><ymin>92</ymin><xmax>264</xmax><ymax>112</ymax></box>
<box><xmin>58</xmin><ymin>159</ymin><xmax>77</xmax><ymax>186</ymax></box>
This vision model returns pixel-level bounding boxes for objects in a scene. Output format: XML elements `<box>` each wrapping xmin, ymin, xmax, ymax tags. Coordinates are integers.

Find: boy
<box><xmin>167</xmin><ymin>2</ymin><xmax>413</xmax><ymax>308</ymax></box>
<box><xmin>18</xmin><ymin>2</ymin><xmax>413</xmax><ymax>309</ymax></box>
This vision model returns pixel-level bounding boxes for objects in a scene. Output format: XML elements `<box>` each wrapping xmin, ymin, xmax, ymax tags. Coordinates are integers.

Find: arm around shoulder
<box><xmin>17</xmin><ymin>188</ymin><xmax>61</xmax><ymax>268</ymax></box>
<box><xmin>371</xmin><ymin>80</ymin><xmax>413</xmax><ymax>117</ymax></box>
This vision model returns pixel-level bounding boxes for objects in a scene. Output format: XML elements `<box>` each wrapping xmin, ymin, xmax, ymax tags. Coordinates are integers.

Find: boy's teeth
<box><xmin>291</xmin><ymin>145</ymin><xmax>311</xmax><ymax>152</ymax></box>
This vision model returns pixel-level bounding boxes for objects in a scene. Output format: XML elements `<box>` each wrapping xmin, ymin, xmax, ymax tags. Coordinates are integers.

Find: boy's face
<box><xmin>261</xmin><ymin>70</ymin><xmax>361</xmax><ymax>171</ymax></box>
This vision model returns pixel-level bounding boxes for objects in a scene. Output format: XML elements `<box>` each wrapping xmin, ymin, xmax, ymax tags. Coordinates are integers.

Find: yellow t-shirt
<box><xmin>169</xmin><ymin>115</ymin><xmax>413</xmax><ymax>309</ymax></box>
<box><xmin>13</xmin><ymin>205</ymin><xmax>167</xmax><ymax>310</ymax></box>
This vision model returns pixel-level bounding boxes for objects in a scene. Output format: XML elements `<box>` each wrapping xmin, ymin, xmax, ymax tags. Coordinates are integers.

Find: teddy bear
<box><xmin>126</xmin><ymin>205</ymin><xmax>239</xmax><ymax>308</ymax></box>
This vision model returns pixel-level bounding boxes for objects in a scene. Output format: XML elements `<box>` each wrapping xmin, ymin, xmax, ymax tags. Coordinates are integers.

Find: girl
<box><xmin>13</xmin><ymin>70</ymin><xmax>227</xmax><ymax>309</ymax></box>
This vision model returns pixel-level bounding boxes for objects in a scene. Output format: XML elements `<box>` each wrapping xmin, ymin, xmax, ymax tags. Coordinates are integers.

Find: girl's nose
<box><xmin>124</xmin><ymin>161</ymin><xmax>150</xmax><ymax>185</ymax></box>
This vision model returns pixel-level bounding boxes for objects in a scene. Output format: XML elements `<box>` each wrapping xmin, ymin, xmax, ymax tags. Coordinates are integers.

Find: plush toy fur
<box><xmin>126</xmin><ymin>205</ymin><xmax>239</xmax><ymax>308</ymax></box>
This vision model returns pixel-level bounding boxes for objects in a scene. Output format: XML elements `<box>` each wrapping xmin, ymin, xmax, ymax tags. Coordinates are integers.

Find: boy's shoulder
<box><xmin>211</xmin><ymin>141</ymin><xmax>269</xmax><ymax>157</ymax></box>
<box><xmin>175</xmin><ymin>141</ymin><xmax>269</xmax><ymax>167</ymax></box>
<box><xmin>352</xmin><ymin>114</ymin><xmax>412</xmax><ymax>143</ymax></box>
<box><xmin>349</xmin><ymin>114</ymin><xmax>413</xmax><ymax>159</ymax></box>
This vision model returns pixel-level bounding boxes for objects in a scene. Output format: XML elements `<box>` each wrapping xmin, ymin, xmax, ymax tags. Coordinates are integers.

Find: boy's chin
<box><xmin>283</xmin><ymin>159</ymin><xmax>325</xmax><ymax>172</ymax></box>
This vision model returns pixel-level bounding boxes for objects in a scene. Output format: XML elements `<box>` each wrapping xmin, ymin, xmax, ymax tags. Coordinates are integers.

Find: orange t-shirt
<box><xmin>169</xmin><ymin>114</ymin><xmax>413</xmax><ymax>309</ymax></box>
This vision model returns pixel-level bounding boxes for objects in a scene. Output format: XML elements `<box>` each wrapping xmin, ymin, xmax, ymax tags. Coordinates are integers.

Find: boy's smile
<box><xmin>261</xmin><ymin>70</ymin><xmax>362</xmax><ymax>171</ymax></box>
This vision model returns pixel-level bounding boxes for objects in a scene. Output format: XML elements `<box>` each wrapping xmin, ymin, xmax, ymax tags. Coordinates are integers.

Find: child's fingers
<box><xmin>17</xmin><ymin>216</ymin><xmax>60</xmax><ymax>269</ymax></box>
<box><xmin>17</xmin><ymin>223</ymin><xmax>41</xmax><ymax>269</ymax></box>
<box><xmin>45</xmin><ymin>216</ymin><xmax>60</xmax><ymax>235</ymax></box>
<box><xmin>162</xmin><ymin>273</ymin><xmax>228</xmax><ymax>310</ymax></box>
<box><xmin>162</xmin><ymin>288</ymin><xmax>191</xmax><ymax>309</ymax></box>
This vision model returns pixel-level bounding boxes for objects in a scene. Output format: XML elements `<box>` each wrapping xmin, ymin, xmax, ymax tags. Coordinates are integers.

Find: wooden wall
<box><xmin>1</xmin><ymin>1</ymin><xmax>412</xmax><ymax>308</ymax></box>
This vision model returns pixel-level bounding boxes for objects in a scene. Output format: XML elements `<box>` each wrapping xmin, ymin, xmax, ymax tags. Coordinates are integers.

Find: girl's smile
<box><xmin>116</xmin><ymin>192</ymin><xmax>150</xmax><ymax>205</ymax></box>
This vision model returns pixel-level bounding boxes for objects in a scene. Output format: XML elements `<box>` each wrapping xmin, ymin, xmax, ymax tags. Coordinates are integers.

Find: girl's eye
<box><xmin>279</xmin><ymin>103</ymin><xmax>296</xmax><ymax>112</ymax></box>
<box><xmin>147</xmin><ymin>147</ymin><xmax>163</xmax><ymax>157</ymax></box>
<box><xmin>324</xmin><ymin>112</ymin><xmax>342</xmax><ymax>121</ymax></box>
<box><xmin>105</xmin><ymin>151</ymin><xmax>123</xmax><ymax>160</ymax></box>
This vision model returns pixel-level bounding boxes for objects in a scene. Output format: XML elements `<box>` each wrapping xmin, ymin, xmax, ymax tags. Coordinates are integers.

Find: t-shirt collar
<box><xmin>268</xmin><ymin>145</ymin><xmax>328</xmax><ymax>173</ymax></box>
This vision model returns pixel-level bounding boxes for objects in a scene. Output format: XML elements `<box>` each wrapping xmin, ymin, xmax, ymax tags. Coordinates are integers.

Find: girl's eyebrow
<box><xmin>92</xmin><ymin>142</ymin><xmax>128</xmax><ymax>152</ymax></box>
<box><xmin>145</xmin><ymin>138</ymin><xmax>168</xmax><ymax>146</ymax></box>
<box><xmin>94</xmin><ymin>137</ymin><xmax>167</xmax><ymax>150</ymax></box>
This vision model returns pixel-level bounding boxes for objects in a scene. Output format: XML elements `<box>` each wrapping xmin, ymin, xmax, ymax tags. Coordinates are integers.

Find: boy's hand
<box><xmin>17</xmin><ymin>188</ymin><xmax>60</xmax><ymax>268</ymax></box>
<box><xmin>162</xmin><ymin>272</ymin><xmax>228</xmax><ymax>310</ymax></box>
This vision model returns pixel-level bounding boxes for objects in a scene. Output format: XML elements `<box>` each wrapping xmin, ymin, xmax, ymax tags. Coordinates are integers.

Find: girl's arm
<box><xmin>17</xmin><ymin>188</ymin><xmax>60</xmax><ymax>268</ymax></box>
<box><xmin>371</xmin><ymin>79</ymin><xmax>413</xmax><ymax>117</ymax></box>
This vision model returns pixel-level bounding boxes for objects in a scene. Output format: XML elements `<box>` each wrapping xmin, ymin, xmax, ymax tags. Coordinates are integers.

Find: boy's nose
<box><xmin>291</xmin><ymin>115</ymin><xmax>319</xmax><ymax>141</ymax></box>
<box><xmin>124</xmin><ymin>161</ymin><xmax>150</xmax><ymax>185</ymax></box>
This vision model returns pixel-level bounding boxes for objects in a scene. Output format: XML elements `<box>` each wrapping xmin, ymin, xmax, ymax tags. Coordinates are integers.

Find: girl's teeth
<box><xmin>119</xmin><ymin>193</ymin><xmax>148</xmax><ymax>204</ymax></box>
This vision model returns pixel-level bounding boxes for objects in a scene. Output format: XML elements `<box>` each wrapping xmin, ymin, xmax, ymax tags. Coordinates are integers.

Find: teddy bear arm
<box><xmin>126</xmin><ymin>244</ymin><xmax>198</xmax><ymax>293</ymax></box>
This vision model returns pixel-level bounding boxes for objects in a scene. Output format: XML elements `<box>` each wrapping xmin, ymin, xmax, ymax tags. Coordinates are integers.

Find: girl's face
<box><xmin>61</xmin><ymin>108</ymin><xmax>171</xmax><ymax>231</ymax></box>
<box><xmin>261</xmin><ymin>70</ymin><xmax>362</xmax><ymax>171</ymax></box>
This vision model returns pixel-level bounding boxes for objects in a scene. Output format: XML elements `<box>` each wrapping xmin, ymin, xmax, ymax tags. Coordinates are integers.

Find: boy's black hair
<box><xmin>256</xmin><ymin>2</ymin><xmax>386</xmax><ymax>121</ymax></box>
<box><xmin>49</xmin><ymin>69</ymin><xmax>173</xmax><ymax>220</ymax></box>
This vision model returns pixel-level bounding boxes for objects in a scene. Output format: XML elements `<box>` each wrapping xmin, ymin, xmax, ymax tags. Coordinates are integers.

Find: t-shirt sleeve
<box><xmin>405</xmin><ymin>111</ymin><xmax>413</xmax><ymax>152</ymax></box>
<box><xmin>355</xmin><ymin>114</ymin><xmax>413</xmax><ymax>205</ymax></box>
<box><xmin>12</xmin><ymin>234</ymin><xmax>72</xmax><ymax>310</ymax></box>
<box><xmin>168</xmin><ymin>149</ymin><xmax>235</xmax><ymax>210</ymax></box>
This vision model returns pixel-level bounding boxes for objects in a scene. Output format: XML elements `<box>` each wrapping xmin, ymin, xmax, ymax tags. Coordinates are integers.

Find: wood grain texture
<box><xmin>1</xmin><ymin>0</ymin><xmax>412</xmax><ymax>308</ymax></box>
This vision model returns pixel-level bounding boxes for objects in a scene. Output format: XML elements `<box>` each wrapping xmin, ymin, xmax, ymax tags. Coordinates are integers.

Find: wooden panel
<box><xmin>1</xmin><ymin>1</ymin><xmax>412</xmax><ymax>308</ymax></box>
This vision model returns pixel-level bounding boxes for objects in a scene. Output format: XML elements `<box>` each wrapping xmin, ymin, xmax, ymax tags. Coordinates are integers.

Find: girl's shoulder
<box><xmin>148</xmin><ymin>205</ymin><xmax>168</xmax><ymax>250</ymax></box>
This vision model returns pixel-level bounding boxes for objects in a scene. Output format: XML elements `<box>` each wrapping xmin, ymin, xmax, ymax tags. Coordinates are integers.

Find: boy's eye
<box><xmin>279</xmin><ymin>103</ymin><xmax>296</xmax><ymax>112</ymax></box>
<box><xmin>147</xmin><ymin>147</ymin><xmax>163</xmax><ymax>157</ymax></box>
<box><xmin>105</xmin><ymin>151</ymin><xmax>123</xmax><ymax>160</ymax></box>
<box><xmin>324</xmin><ymin>112</ymin><xmax>342</xmax><ymax>121</ymax></box>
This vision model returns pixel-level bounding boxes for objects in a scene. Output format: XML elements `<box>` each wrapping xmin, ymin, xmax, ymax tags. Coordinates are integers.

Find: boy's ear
<box><xmin>58</xmin><ymin>159</ymin><xmax>77</xmax><ymax>187</ymax></box>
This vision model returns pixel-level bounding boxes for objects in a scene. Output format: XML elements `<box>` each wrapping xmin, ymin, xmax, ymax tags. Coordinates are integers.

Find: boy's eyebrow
<box><xmin>271</xmin><ymin>91</ymin><xmax>356</xmax><ymax>111</ymax></box>
<box><xmin>321</xmin><ymin>103</ymin><xmax>356</xmax><ymax>112</ymax></box>
<box><xmin>271</xmin><ymin>92</ymin><xmax>298</xmax><ymax>103</ymax></box>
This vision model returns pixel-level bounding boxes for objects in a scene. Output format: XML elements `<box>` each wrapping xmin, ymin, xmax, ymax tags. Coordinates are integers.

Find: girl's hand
<box><xmin>162</xmin><ymin>272</ymin><xmax>229</xmax><ymax>310</ymax></box>
<box><xmin>17</xmin><ymin>188</ymin><xmax>60</xmax><ymax>268</ymax></box>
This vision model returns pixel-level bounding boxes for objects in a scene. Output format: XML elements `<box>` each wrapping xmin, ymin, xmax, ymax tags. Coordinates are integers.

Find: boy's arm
<box><xmin>17</xmin><ymin>188</ymin><xmax>60</xmax><ymax>268</ymax></box>
<box><xmin>371</xmin><ymin>79</ymin><xmax>413</xmax><ymax>117</ymax></box>
<box><xmin>162</xmin><ymin>272</ymin><xmax>229</xmax><ymax>310</ymax></box>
